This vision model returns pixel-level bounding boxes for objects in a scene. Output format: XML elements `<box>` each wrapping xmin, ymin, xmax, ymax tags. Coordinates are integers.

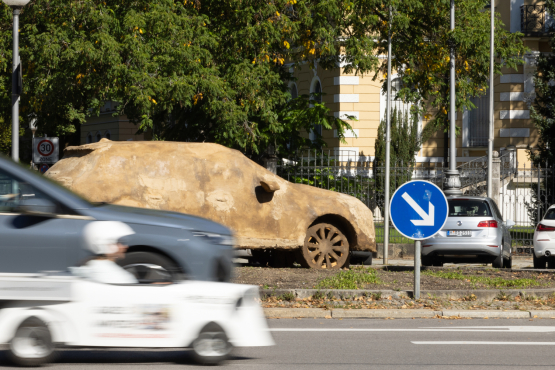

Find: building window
<box><xmin>96</xmin><ymin>132</ymin><xmax>102</xmax><ymax>142</ymax></box>
<box><xmin>468</xmin><ymin>88</ymin><xmax>490</xmax><ymax>147</ymax></box>
<box><xmin>87</xmin><ymin>133</ymin><xmax>93</xmax><ymax>144</ymax></box>
<box><xmin>105</xmin><ymin>131</ymin><xmax>111</xmax><ymax>140</ymax></box>
<box><xmin>380</xmin><ymin>77</ymin><xmax>412</xmax><ymax>120</ymax></box>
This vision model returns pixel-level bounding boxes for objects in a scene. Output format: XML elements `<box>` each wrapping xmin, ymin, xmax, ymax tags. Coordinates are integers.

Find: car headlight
<box><xmin>192</xmin><ymin>231</ymin><xmax>235</xmax><ymax>246</ymax></box>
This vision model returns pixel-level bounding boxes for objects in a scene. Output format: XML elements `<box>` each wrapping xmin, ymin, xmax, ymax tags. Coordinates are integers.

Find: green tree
<box><xmin>0</xmin><ymin>0</ymin><xmax>527</xmax><ymax>157</ymax></box>
<box><xmin>373</xmin><ymin>107</ymin><xmax>420</xmax><ymax>212</ymax></box>
<box><xmin>370</xmin><ymin>0</ymin><xmax>527</xmax><ymax>140</ymax></box>
<box><xmin>525</xmin><ymin>0</ymin><xmax>555</xmax><ymax>224</ymax></box>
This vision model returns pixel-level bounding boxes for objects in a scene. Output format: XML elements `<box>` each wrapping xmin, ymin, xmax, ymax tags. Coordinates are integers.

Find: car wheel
<box><xmin>504</xmin><ymin>254</ymin><xmax>513</xmax><ymax>269</ymax></box>
<box><xmin>533</xmin><ymin>253</ymin><xmax>547</xmax><ymax>269</ymax></box>
<box><xmin>421</xmin><ymin>256</ymin><xmax>433</xmax><ymax>267</ymax></box>
<box><xmin>432</xmin><ymin>258</ymin><xmax>443</xmax><ymax>267</ymax></box>
<box><xmin>492</xmin><ymin>248</ymin><xmax>503</xmax><ymax>268</ymax></box>
<box><xmin>191</xmin><ymin>323</ymin><xmax>232</xmax><ymax>366</ymax></box>
<box><xmin>8</xmin><ymin>317</ymin><xmax>56</xmax><ymax>367</ymax></box>
<box><xmin>301</xmin><ymin>223</ymin><xmax>349</xmax><ymax>269</ymax></box>
<box><xmin>118</xmin><ymin>251</ymin><xmax>180</xmax><ymax>283</ymax></box>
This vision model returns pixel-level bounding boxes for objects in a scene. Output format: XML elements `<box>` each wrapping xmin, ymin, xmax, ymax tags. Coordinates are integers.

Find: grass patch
<box><xmin>315</xmin><ymin>267</ymin><xmax>381</xmax><ymax>290</ymax></box>
<box><xmin>422</xmin><ymin>270</ymin><xmax>541</xmax><ymax>289</ymax></box>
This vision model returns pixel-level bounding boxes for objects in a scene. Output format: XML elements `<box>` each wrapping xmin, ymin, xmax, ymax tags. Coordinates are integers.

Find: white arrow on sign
<box><xmin>401</xmin><ymin>192</ymin><xmax>435</xmax><ymax>226</ymax></box>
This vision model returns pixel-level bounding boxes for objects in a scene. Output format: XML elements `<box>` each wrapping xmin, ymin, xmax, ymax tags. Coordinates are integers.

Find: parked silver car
<box><xmin>421</xmin><ymin>196</ymin><xmax>515</xmax><ymax>268</ymax></box>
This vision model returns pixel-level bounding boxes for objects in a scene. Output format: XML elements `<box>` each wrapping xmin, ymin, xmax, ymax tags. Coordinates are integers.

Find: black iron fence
<box><xmin>277</xmin><ymin>149</ymin><xmax>552</xmax><ymax>253</ymax></box>
<box><xmin>499</xmin><ymin>163</ymin><xmax>555</xmax><ymax>253</ymax></box>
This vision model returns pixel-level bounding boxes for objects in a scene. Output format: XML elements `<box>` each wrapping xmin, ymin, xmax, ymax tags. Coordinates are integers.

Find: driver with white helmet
<box><xmin>71</xmin><ymin>221</ymin><xmax>138</xmax><ymax>284</ymax></box>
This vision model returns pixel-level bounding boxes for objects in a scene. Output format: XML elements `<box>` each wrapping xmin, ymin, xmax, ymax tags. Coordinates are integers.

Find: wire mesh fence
<box><xmin>276</xmin><ymin>149</ymin><xmax>552</xmax><ymax>254</ymax></box>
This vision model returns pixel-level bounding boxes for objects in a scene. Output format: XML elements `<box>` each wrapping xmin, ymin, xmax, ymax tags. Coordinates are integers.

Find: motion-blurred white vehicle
<box><xmin>533</xmin><ymin>205</ymin><xmax>555</xmax><ymax>269</ymax></box>
<box><xmin>0</xmin><ymin>274</ymin><xmax>273</xmax><ymax>366</ymax></box>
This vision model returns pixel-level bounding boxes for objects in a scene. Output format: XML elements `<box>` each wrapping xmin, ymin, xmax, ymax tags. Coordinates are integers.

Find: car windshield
<box><xmin>544</xmin><ymin>209</ymin><xmax>555</xmax><ymax>220</ymax></box>
<box><xmin>448</xmin><ymin>199</ymin><xmax>491</xmax><ymax>217</ymax></box>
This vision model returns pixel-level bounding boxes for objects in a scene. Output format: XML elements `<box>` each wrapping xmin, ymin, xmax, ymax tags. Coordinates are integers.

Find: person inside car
<box><xmin>70</xmin><ymin>221</ymin><xmax>138</xmax><ymax>284</ymax></box>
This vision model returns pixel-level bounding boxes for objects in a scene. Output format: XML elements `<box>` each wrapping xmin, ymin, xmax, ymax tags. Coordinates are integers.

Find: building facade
<box><xmin>291</xmin><ymin>0</ymin><xmax>550</xmax><ymax>167</ymax></box>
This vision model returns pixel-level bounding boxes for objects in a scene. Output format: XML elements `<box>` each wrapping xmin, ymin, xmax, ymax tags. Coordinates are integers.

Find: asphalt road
<box><xmin>1</xmin><ymin>318</ymin><xmax>555</xmax><ymax>369</ymax></box>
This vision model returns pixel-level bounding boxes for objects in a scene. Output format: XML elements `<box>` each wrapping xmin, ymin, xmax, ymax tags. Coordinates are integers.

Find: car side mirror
<box><xmin>504</xmin><ymin>220</ymin><xmax>515</xmax><ymax>228</ymax></box>
<box><xmin>17</xmin><ymin>198</ymin><xmax>57</xmax><ymax>215</ymax></box>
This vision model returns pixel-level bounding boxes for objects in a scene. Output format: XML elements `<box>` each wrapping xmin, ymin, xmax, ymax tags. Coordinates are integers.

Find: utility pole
<box><xmin>443</xmin><ymin>0</ymin><xmax>462</xmax><ymax>196</ymax></box>
<box><xmin>487</xmin><ymin>0</ymin><xmax>495</xmax><ymax>198</ymax></box>
<box><xmin>383</xmin><ymin>5</ymin><xmax>393</xmax><ymax>265</ymax></box>
<box><xmin>4</xmin><ymin>0</ymin><xmax>31</xmax><ymax>162</ymax></box>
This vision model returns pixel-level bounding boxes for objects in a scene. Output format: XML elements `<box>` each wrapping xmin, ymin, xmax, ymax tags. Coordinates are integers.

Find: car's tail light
<box><xmin>478</xmin><ymin>220</ymin><xmax>498</xmax><ymax>228</ymax></box>
<box><xmin>537</xmin><ymin>223</ymin><xmax>555</xmax><ymax>232</ymax></box>
<box><xmin>487</xmin><ymin>245</ymin><xmax>499</xmax><ymax>248</ymax></box>
<box><xmin>422</xmin><ymin>245</ymin><xmax>432</xmax><ymax>248</ymax></box>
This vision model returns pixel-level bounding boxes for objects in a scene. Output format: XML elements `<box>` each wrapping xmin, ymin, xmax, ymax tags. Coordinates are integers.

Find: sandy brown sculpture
<box><xmin>46</xmin><ymin>140</ymin><xmax>376</xmax><ymax>269</ymax></box>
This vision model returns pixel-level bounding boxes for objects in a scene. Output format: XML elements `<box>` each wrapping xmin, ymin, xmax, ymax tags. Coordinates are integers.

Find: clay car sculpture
<box><xmin>46</xmin><ymin>140</ymin><xmax>376</xmax><ymax>269</ymax></box>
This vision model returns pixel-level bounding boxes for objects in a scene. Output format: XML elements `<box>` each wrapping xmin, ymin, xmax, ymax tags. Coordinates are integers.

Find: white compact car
<box><xmin>0</xmin><ymin>274</ymin><xmax>274</xmax><ymax>366</ymax></box>
<box><xmin>533</xmin><ymin>205</ymin><xmax>555</xmax><ymax>269</ymax></box>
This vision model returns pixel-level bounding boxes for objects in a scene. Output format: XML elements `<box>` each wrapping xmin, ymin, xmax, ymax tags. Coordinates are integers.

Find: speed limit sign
<box><xmin>33</xmin><ymin>137</ymin><xmax>59</xmax><ymax>164</ymax></box>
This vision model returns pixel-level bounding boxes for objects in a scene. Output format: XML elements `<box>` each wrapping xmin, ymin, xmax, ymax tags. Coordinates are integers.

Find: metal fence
<box><xmin>277</xmin><ymin>149</ymin><xmax>552</xmax><ymax>253</ymax></box>
<box><xmin>499</xmin><ymin>164</ymin><xmax>554</xmax><ymax>253</ymax></box>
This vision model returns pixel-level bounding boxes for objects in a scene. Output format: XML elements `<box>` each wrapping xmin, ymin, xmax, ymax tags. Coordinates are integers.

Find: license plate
<box><xmin>447</xmin><ymin>230</ymin><xmax>472</xmax><ymax>237</ymax></box>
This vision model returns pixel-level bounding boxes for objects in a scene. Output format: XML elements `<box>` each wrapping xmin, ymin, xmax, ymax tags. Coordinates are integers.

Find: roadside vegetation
<box><xmin>421</xmin><ymin>270</ymin><xmax>542</xmax><ymax>289</ymax></box>
<box><xmin>315</xmin><ymin>267</ymin><xmax>381</xmax><ymax>290</ymax></box>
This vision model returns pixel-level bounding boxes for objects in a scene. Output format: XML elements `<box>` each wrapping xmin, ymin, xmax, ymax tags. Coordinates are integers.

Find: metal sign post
<box><xmin>389</xmin><ymin>180</ymin><xmax>448</xmax><ymax>299</ymax></box>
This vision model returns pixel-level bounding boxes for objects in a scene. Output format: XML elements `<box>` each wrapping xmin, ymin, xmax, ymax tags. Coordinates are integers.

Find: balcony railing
<box><xmin>521</xmin><ymin>5</ymin><xmax>554</xmax><ymax>36</ymax></box>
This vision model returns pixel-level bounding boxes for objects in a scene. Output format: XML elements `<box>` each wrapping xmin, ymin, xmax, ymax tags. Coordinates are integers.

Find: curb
<box><xmin>263</xmin><ymin>308</ymin><xmax>555</xmax><ymax>319</ymax></box>
<box><xmin>261</xmin><ymin>288</ymin><xmax>555</xmax><ymax>300</ymax></box>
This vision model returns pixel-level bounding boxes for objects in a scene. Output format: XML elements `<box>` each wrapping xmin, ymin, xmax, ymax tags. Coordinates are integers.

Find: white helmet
<box><xmin>83</xmin><ymin>221</ymin><xmax>135</xmax><ymax>255</ymax></box>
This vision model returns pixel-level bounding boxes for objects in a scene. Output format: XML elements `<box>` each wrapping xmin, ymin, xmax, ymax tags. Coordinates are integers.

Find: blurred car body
<box><xmin>533</xmin><ymin>205</ymin><xmax>555</xmax><ymax>269</ymax></box>
<box><xmin>421</xmin><ymin>196</ymin><xmax>514</xmax><ymax>268</ymax></box>
<box><xmin>0</xmin><ymin>155</ymin><xmax>234</xmax><ymax>282</ymax></box>
<box><xmin>0</xmin><ymin>273</ymin><xmax>273</xmax><ymax>366</ymax></box>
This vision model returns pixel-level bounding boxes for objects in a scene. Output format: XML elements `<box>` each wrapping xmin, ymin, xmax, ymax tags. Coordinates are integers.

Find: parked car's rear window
<box><xmin>448</xmin><ymin>199</ymin><xmax>492</xmax><ymax>217</ymax></box>
<box><xmin>544</xmin><ymin>209</ymin><xmax>555</xmax><ymax>220</ymax></box>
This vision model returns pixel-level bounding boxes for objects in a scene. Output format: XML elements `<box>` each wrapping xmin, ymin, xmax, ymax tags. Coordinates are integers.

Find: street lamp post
<box><xmin>383</xmin><ymin>5</ymin><xmax>393</xmax><ymax>265</ymax></box>
<box><xmin>3</xmin><ymin>0</ymin><xmax>30</xmax><ymax>163</ymax></box>
<box><xmin>443</xmin><ymin>0</ymin><xmax>463</xmax><ymax>196</ymax></box>
<box><xmin>487</xmin><ymin>1</ymin><xmax>495</xmax><ymax>199</ymax></box>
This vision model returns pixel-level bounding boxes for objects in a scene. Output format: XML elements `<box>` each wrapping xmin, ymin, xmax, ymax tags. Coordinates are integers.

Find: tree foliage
<box><xmin>372</xmin><ymin>0</ymin><xmax>527</xmax><ymax>140</ymax></box>
<box><xmin>526</xmin><ymin>0</ymin><xmax>555</xmax><ymax>223</ymax></box>
<box><xmin>0</xmin><ymin>0</ymin><xmax>527</xmax><ymax>157</ymax></box>
<box><xmin>373</xmin><ymin>107</ymin><xmax>420</xmax><ymax>213</ymax></box>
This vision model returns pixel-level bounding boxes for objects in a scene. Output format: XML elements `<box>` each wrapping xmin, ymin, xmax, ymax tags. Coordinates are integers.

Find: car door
<box><xmin>0</xmin><ymin>168</ymin><xmax>85</xmax><ymax>272</ymax></box>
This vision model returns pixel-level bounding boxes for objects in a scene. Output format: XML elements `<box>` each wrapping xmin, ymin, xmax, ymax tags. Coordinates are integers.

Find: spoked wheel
<box><xmin>8</xmin><ymin>317</ymin><xmax>56</xmax><ymax>367</ymax></box>
<box><xmin>191</xmin><ymin>323</ymin><xmax>232</xmax><ymax>366</ymax></box>
<box><xmin>301</xmin><ymin>223</ymin><xmax>349</xmax><ymax>269</ymax></box>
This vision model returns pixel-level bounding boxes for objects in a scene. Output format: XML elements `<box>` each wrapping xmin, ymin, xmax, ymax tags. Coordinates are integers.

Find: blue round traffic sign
<box><xmin>389</xmin><ymin>180</ymin><xmax>449</xmax><ymax>240</ymax></box>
